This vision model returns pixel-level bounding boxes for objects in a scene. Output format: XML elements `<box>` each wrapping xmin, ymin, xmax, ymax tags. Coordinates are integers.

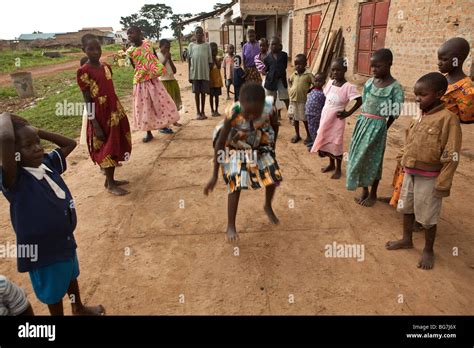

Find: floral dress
<box><xmin>212</xmin><ymin>97</ymin><xmax>283</xmax><ymax>193</ymax></box>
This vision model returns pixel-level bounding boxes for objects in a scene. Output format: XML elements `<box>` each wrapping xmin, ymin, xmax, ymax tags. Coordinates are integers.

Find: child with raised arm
<box><xmin>223</xmin><ymin>44</ymin><xmax>235</xmax><ymax>100</ymax></box>
<box><xmin>209</xmin><ymin>42</ymin><xmax>224</xmax><ymax>116</ymax></box>
<box><xmin>0</xmin><ymin>113</ymin><xmax>105</xmax><ymax>315</ymax></box>
<box><xmin>78</xmin><ymin>34</ymin><xmax>132</xmax><ymax>196</ymax></box>
<box><xmin>127</xmin><ymin>26</ymin><xmax>179</xmax><ymax>142</ymax></box>
<box><xmin>157</xmin><ymin>38</ymin><xmax>183</xmax><ymax>127</ymax></box>
<box><xmin>188</xmin><ymin>26</ymin><xmax>213</xmax><ymax>120</ymax></box>
<box><xmin>288</xmin><ymin>54</ymin><xmax>315</xmax><ymax>144</ymax></box>
<box><xmin>346</xmin><ymin>49</ymin><xmax>404</xmax><ymax>204</ymax></box>
<box><xmin>386</xmin><ymin>73</ymin><xmax>462</xmax><ymax>270</ymax></box>
<box><xmin>311</xmin><ymin>58</ymin><xmax>362</xmax><ymax>179</ymax></box>
<box><xmin>204</xmin><ymin>83</ymin><xmax>282</xmax><ymax>241</ymax></box>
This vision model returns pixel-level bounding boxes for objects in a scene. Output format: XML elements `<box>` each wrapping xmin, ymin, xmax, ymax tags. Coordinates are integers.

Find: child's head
<box><xmin>79</xmin><ymin>56</ymin><xmax>88</xmax><ymax>66</ymax></box>
<box><xmin>270</xmin><ymin>36</ymin><xmax>282</xmax><ymax>54</ymax></box>
<box><xmin>81</xmin><ymin>34</ymin><xmax>101</xmax><ymax>63</ymax></box>
<box><xmin>227</xmin><ymin>44</ymin><xmax>235</xmax><ymax>55</ymax></box>
<box><xmin>414</xmin><ymin>72</ymin><xmax>448</xmax><ymax>113</ymax></box>
<box><xmin>210</xmin><ymin>42</ymin><xmax>218</xmax><ymax>57</ymax></box>
<box><xmin>195</xmin><ymin>26</ymin><xmax>205</xmax><ymax>43</ymax></box>
<box><xmin>247</xmin><ymin>29</ymin><xmax>257</xmax><ymax>43</ymax></box>
<box><xmin>11</xmin><ymin>116</ymin><xmax>44</xmax><ymax>168</ymax></box>
<box><xmin>370</xmin><ymin>49</ymin><xmax>393</xmax><ymax>78</ymax></box>
<box><xmin>159</xmin><ymin>38</ymin><xmax>171</xmax><ymax>53</ymax></box>
<box><xmin>259</xmin><ymin>38</ymin><xmax>269</xmax><ymax>54</ymax></box>
<box><xmin>330</xmin><ymin>57</ymin><xmax>347</xmax><ymax>81</ymax></box>
<box><xmin>294</xmin><ymin>54</ymin><xmax>307</xmax><ymax>74</ymax></box>
<box><xmin>233</xmin><ymin>55</ymin><xmax>242</xmax><ymax>67</ymax></box>
<box><xmin>126</xmin><ymin>26</ymin><xmax>142</xmax><ymax>45</ymax></box>
<box><xmin>239</xmin><ymin>82</ymin><xmax>266</xmax><ymax>120</ymax></box>
<box><xmin>438</xmin><ymin>37</ymin><xmax>470</xmax><ymax>74</ymax></box>
<box><xmin>313</xmin><ymin>72</ymin><xmax>326</xmax><ymax>89</ymax></box>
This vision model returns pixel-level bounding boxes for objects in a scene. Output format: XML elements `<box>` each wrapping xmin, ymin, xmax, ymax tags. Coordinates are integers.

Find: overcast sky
<box><xmin>0</xmin><ymin>0</ymin><xmax>229</xmax><ymax>40</ymax></box>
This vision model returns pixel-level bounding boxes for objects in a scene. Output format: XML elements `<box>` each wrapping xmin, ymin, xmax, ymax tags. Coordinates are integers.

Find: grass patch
<box><xmin>0</xmin><ymin>86</ymin><xmax>17</xmax><ymax>97</ymax></box>
<box><xmin>14</xmin><ymin>63</ymin><xmax>133</xmax><ymax>140</ymax></box>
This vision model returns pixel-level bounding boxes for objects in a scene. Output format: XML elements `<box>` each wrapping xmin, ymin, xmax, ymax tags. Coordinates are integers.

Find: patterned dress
<box><xmin>126</xmin><ymin>40</ymin><xmax>179</xmax><ymax>131</ymax></box>
<box><xmin>441</xmin><ymin>76</ymin><xmax>474</xmax><ymax>124</ymax></box>
<box><xmin>77</xmin><ymin>63</ymin><xmax>132</xmax><ymax>168</ymax></box>
<box><xmin>346</xmin><ymin>78</ymin><xmax>404</xmax><ymax>191</ymax></box>
<box><xmin>305</xmin><ymin>88</ymin><xmax>326</xmax><ymax>141</ymax></box>
<box><xmin>212</xmin><ymin>97</ymin><xmax>283</xmax><ymax>193</ymax></box>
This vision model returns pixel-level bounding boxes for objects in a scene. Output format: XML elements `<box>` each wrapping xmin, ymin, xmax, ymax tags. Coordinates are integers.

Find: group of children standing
<box><xmin>0</xmin><ymin>25</ymin><xmax>472</xmax><ymax>317</ymax></box>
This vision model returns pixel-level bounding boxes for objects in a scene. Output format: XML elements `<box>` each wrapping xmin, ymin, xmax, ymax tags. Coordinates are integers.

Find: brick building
<box><xmin>291</xmin><ymin>0</ymin><xmax>473</xmax><ymax>95</ymax></box>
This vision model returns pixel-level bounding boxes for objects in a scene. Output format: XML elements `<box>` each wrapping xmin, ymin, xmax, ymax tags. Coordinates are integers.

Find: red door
<box><xmin>356</xmin><ymin>1</ymin><xmax>390</xmax><ymax>75</ymax></box>
<box><xmin>305</xmin><ymin>12</ymin><xmax>321</xmax><ymax>66</ymax></box>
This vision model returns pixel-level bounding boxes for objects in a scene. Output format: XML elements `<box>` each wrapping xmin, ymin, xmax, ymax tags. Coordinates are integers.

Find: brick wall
<box><xmin>292</xmin><ymin>0</ymin><xmax>474</xmax><ymax>96</ymax></box>
<box><xmin>240</xmin><ymin>0</ymin><xmax>294</xmax><ymax>13</ymax></box>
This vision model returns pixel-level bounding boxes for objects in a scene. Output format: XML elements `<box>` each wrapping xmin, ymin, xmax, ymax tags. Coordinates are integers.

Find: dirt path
<box><xmin>0</xmin><ymin>52</ymin><xmax>115</xmax><ymax>87</ymax></box>
<box><xmin>0</xmin><ymin>62</ymin><xmax>473</xmax><ymax>315</ymax></box>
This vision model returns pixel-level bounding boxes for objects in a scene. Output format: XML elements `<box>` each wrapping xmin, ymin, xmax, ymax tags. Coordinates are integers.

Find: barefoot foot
<box><xmin>417</xmin><ymin>249</ymin><xmax>435</xmax><ymax>270</ymax></box>
<box><xmin>106</xmin><ymin>184</ymin><xmax>129</xmax><ymax>196</ymax></box>
<box><xmin>360</xmin><ymin>195</ymin><xmax>377</xmax><ymax>207</ymax></box>
<box><xmin>226</xmin><ymin>226</ymin><xmax>239</xmax><ymax>242</ymax></box>
<box><xmin>264</xmin><ymin>205</ymin><xmax>280</xmax><ymax>225</ymax></box>
<box><xmin>331</xmin><ymin>170</ymin><xmax>342</xmax><ymax>179</ymax></box>
<box><xmin>321</xmin><ymin>164</ymin><xmax>336</xmax><ymax>173</ymax></box>
<box><xmin>385</xmin><ymin>239</ymin><xmax>414</xmax><ymax>250</ymax></box>
<box><xmin>72</xmin><ymin>304</ymin><xmax>106</xmax><ymax>316</ymax></box>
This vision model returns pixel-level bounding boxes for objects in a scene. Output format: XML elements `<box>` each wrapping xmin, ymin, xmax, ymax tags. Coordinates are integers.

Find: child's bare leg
<box><xmin>303</xmin><ymin>121</ymin><xmax>311</xmax><ymax>141</ymax></box>
<box><xmin>418</xmin><ymin>225</ymin><xmax>436</xmax><ymax>270</ymax></box>
<box><xmin>386</xmin><ymin>213</ymin><xmax>415</xmax><ymax>250</ymax></box>
<box><xmin>200</xmin><ymin>93</ymin><xmax>207</xmax><ymax>117</ymax></box>
<box><xmin>291</xmin><ymin>121</ymin><xmax>301</xmax><ymax>143</ymax></box>
<box><xmin>355</xmin><ymin>187</ymin><xmax>369</xmax><ymax>204</ymax></box>
<box><xmin>143</xmin><ymin>130</ymin><xmax>153</xmax><ymax>143</ymax></box>
<box><xmin>67</xmin><ymin>279</ymin><xmax>105</xmax><ymax>316</ymax></box>
<box><xmin>215</xmin><ymin>96</ymin><xmax>220</xmax><ymax>115</ymax></box>
<box><xmin>194</xmin><ymin>93</ymin><xmax>201</xmax><ymax>118</ymax></box>
<box><xmin>322</xmin><ymin>157</ymin><xmax>335</xmax><ymax>173</ymax></box>
<box><xmin>104</xmin><ymin>167</ymin><xmax>129</xmax><ymax>196</ymax></box>
<box><xmin>210</xmin><ymin>94</ymin><xmax>215</xmax><ymax>114</ymax></box>
<box><xmin>227</xmin><ymin>190</ymin><xmax>241</xmax><ymax>241</ymax></box>
<box><xmin>331</xmin><ymin>157</ymin><xmax>342</xmax><ymax>179</ymax></box>
<box><xmin>48</xmin><ymin>301</ymin><xmax>64</xmax><ymax>316</ymax></box>
<box><xmin>264</xmin><ymin>184</ymin><xmax>279</xmax><ymax>225</ymax></box>
<box><xmin>360</xmin><ymin>180</ymin><xmax>379</xmax><ymax>207</ymax></box>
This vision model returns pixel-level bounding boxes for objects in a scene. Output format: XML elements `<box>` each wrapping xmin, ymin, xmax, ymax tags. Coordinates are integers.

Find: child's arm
<box><xmin>269</xmin><ymin>107</ymin><xmax>280</xmax><ymax>150</ymax></box>
<box><xmin>81</xmin><ymin>91</ymin><xmax>105</xmax><ymax>142</ymax></box>
<box><xmin>216</xmin><ymin>57</ymin><xmax>222</xmax><ymax>70</ymax></box>
<box><xmin>166</xmin><ymin>52</ymin><xmax>177</xmax><ymax>75</ymax></box>
<box><xmin>0</xmin><ymin>113</ymin><xmax>19</xmax><ymax>189</ymax></box>
<box><xmin>37</xmin><ymin>129</ymin><xmax>77</xmax><ymax>159</ymax></box>
<box><xmin>204</xmin><ymin>119</ymin><xmax>232</xmax><ymax>195</ymax></box>
<box><xmin>336</xmin><ymin>97</ymin><xmax>362</xmax><ymax>119</ymax></box>
<box><xmin>434</xmin><ymin>116</ymin><xmax>462</xmax><ymax>197</ymax></box>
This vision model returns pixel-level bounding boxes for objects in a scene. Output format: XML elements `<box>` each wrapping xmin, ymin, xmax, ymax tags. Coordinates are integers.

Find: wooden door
<box><xmin>356</xmin><ymin>1</ymin><xmax>390</xmax><ymax>75</ymax></box>
<box><xmin>305</xmin><ymin>12</ymin><xmax>322</xmax><ymax>66</ymax></box>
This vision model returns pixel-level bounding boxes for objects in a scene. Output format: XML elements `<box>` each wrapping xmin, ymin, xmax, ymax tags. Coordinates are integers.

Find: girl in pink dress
<box><xmin>126</xmin><ymin>26</ymin><xmax>179</xmax><ymax>143</ymax></box>
<box><xmin>311</xmin><ymin>58</ymin><xmax>362</xmax><ymax>179</ymax></box>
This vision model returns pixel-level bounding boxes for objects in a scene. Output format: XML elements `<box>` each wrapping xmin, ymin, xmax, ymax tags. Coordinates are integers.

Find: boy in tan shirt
<box><xmin>386</xmin><ymin>72</ymin><xmax>462</xmax><ymax>270</ymax></box>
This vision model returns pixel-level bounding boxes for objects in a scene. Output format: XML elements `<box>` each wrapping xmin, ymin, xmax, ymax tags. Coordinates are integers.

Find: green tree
<box><xmin>140</xmin><ymin>4</ymin><xmax>173</xmax><ymax>40</ymax></box>
<box><xmin>120</xmin><ymin>13</ymin><xmax>158</xmax><ymax>39</ymax></box>
<box><xmin>169</xmin><ymin>13</ymin><xmax>193</xmax><ymax>39</ymax></box>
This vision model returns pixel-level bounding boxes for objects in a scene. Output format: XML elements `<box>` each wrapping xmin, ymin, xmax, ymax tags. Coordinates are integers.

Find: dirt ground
<box><xmin>0</xmin><ymin>62</ymin><xmax>473</xmax><ymax>315</ymax></box>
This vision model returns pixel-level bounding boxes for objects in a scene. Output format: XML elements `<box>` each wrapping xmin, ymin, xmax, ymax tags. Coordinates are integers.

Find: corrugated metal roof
<box><xmin>18</xmin><ymin>33</ymin><xmax>57</xmax><ymax>40</ymax></box>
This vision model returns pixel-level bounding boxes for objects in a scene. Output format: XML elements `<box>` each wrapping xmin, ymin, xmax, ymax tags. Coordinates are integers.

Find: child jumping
<box><xmin>126</xmin><ymin>26</ymin><xmax>179</xmax><ymax>142</ymax></box>
<box><xmin>288</xmin><ymin>54</ymin><xmax>315</xmax><ymax>144</ymax></box>
<box><xmin>209</xmin><ymin>42</ymin><xmax>224</xmax><ymax>117</ymax></box>
<box><xmin>158</xmin><ymin>38</ymin><xmax>183</xmax><ymax>127</ymax></box>
<box><xmin>223</xmin><ymin>44</ymin><xmax>235</xmax><ymax>100</ymax></box>
<box><xmin>0</xmin><ymin>113</ymin><xmax>105</xmax><ymax>315</ymax></box>
<box><xmin>204</xmin><ymin>83</ymin><xmax>282</xmax><ymax>241</ymax></box>
<box><xmin>346</xmin><ymin>49</ymin><xmax>404</xmax><ymax>204</ymax></box>
<box><xmin>305</xmin><ymin>73</ymin><xmax>327</xmax><ymax>150</ymax></box>
<box><xmin>77</xmin><ymin>34</ymin><xmax>132</xmax><ymax>196</ymax></box>
<box><xmin>311</xmin><ymin>58</ymin><xmax>362</xmax><ymax>179</ymax></box>
<box><xmin>386</xmin><ymin>72</ymin><xmax>462</xmax><ymax>270</ymax></box>
<box><xmin>188</xmin><ymin>26</ymin><xmax>213</xmax><ymax>120</ymax></box>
